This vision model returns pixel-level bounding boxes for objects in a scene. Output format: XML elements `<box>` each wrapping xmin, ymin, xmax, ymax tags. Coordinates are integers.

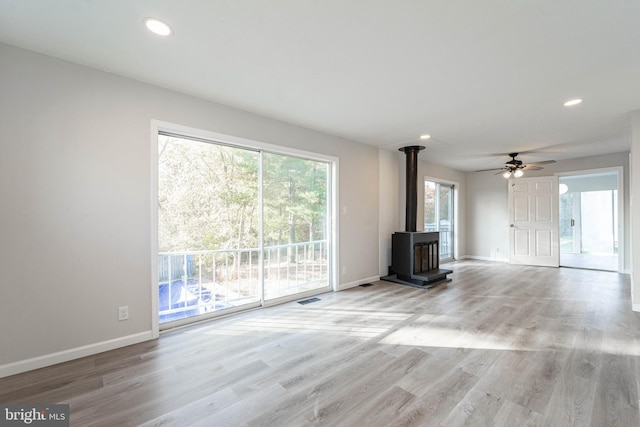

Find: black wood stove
<box><xmin>383</xmin><ymin>146</ymin><xmax>452</xmax><ymax>288</ymax></box>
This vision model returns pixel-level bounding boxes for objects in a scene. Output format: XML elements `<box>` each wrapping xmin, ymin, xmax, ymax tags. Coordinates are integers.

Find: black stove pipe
<box><xmin>399</xmin><ymin>145</ymin><xmax>425</xmax><ymax>232</ymax></box>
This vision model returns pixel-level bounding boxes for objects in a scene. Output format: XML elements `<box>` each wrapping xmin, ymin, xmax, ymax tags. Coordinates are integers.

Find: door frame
<box><xmin>555</xmin><ymin>167</ymin><xmax>624</xmax><ymax>273</ymax></box>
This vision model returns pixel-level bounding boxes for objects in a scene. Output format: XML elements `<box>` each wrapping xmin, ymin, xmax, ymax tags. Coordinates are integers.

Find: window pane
<box><xmin>439</xmin><ymin>184</ymin><xmax>453</xmax><ymax>259</ymax></box>
<box><xmin>581</xmin><ymin>190</ymin><xmax>615</xmax><ymax>254</ymax></box>
<box><xmin>424</xmin><ymin>181</ymin><xmax>436</xmax><ymax>231</ymax></box>
<box><xmin>424</xmin><ymin>180</ymin><xmax>454</xmax><ymax>260</ymax></box>
<box><xmin>559</xmin><ymin>191</ymin><xmax>575</xmax><ymax>253</ymax></box>
<box><xmin>158</xmin><ymin>135</ymin><xmax>260</xmax><ymax>323</ymax></box>
<box><xmin>262</xmin><ymin>152</ymin><xmax>330</xmax><ymax>300</ymax></box>
<box><xmin>439</xmin><ymin>185</ymin><xmax>451</xmax><ymax>229</ymax></box>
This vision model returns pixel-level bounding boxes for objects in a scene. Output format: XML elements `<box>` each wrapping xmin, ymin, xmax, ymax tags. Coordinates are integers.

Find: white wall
<box><xmin>465</xmin><ymin>152</ymin><xmax>631</xmax><ymax>270</ymax></box>
<box><xmin>0</xmin><ymin>43</ymin><xmax>380</xmax><ymax>375</ymax></box>
<box><xmin>465</xmin><ymin>170</ymin><xmax>511</xmax><ymax>261</ymax></box>
<box><xmin>378</xmin><ymin>149</ymin><xmax>400</xmax><ymax>276</ymax></box>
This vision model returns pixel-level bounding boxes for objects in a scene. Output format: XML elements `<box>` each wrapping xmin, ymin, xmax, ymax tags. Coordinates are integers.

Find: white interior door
<box><xmin>509</xmin><ymin>176</ymin><xmax>559</xmax><ymax>267</ymax></box>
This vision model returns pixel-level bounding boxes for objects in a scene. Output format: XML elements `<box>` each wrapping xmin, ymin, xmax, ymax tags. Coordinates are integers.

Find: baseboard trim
<box><xmin>462</xmin><ymin>255</ymin><xmax>509</xmax><ymax>263</ymax></box>
<box><xmin>633</xmin><ymin>304</ymin><xmax>640</xmax><ymax>313</ymax></box>
<box><xmin>0</xmin><ymin>331</ymin><xmax>154</xmax><ymax>379</ymax></box>
<box><xmin>338</xmin><ymin>276</ymin><xmax>380</xmax><ymax>291</ymax></box>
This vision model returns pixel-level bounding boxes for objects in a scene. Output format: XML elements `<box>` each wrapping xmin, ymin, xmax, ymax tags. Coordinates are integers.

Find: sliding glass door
<box><xmin>157</xmin><ymin>136</ymin><xmax>261</xmax><ymax>324</ymax></box>
<box><xmin>424</xmin><ymin>180</ymin><xmax>454</xmax><ymax>261</ymax></box>
<box><xmin>262</xmin><ymin>153</ymin><xmax>330</xmax><ymax>300</ymax></box>
<box><xmin>157</xmin><ymin>133</ymin><xmax>332</xmax><ymax>325</ymax></box>
<box><xmin>559</xmin><ymin>172</ymin><xmax>619</xmax><ymax>271</ymax></box>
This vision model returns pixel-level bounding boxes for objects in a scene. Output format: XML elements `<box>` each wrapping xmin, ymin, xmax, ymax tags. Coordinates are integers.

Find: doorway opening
<box><xmin>559</xmin><ymin>169</ymin><xmax>621</xmax><ymax>272</ymax></box>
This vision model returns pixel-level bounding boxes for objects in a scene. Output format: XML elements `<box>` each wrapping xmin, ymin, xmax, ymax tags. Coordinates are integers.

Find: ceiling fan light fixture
<box><xmin>478</xmin><ymin>153</ymin><xmax>555</xmax><ymax>178</ymax></box>
<box><xmin>563</xmin><ymin>98</ymin><xmax>583</xmax><ymax>107</ymax></box>
<box><xmin>144</xmin><ymin>17</ymin><xmax>173</xmax><ymax>36</ymax></box>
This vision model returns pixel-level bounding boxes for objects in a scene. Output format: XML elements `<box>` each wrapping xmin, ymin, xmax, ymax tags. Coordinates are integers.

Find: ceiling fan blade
<box><xmin>477</xmin><ymin>153</ymin><xmax>555</xmax><ymax>175</ymax></box>
<box><xmin>475</xmin><ymin>168</ymin><xmax>503</xmax><ymax>172</ymax></box>
<box><xmin>528</xmin><ymin>160</ymin><xmax>556</xmax><ymax>166</ymax></box>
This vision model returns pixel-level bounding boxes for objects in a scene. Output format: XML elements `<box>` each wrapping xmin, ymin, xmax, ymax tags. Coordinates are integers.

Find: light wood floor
<box><xmin>2</xmin><ymin>260</ymin><xmax>639</xmax><ymax>426</ymax></box>
<box><xmin>560</xmin><ymin>252</ymin><xmax>618</xmax><ymax>272</ymax></box>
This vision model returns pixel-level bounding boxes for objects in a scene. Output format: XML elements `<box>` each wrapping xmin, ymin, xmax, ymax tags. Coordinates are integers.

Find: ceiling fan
<box><xmin>476</xmin><ymin>153</ymin><xmax>556</xmax><ymax>178</ymax></box>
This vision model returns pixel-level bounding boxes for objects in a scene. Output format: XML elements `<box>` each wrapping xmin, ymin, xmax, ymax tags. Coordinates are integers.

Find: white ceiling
<box><xmin>1</xmin><ymin>0</ymin><xmax>639</xmax><ymax>171</ymax></box>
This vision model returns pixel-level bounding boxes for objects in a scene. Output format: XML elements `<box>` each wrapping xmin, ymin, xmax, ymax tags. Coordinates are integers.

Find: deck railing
<box><xmin>158</xmin><ymin>240</ymin><xmax>328</xmax><ymax>323</ymax></box>
<box><xmin>424</xmin><ymin>225</ymin><xmax>453</xmax><ymax>259</ymax></box>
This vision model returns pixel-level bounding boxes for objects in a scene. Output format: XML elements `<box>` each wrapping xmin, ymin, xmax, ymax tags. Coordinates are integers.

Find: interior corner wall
<box><xmin>0</xmin><ymin>42</ymin><xmax>380</xmax><ymax>376</ymax></box>
<box><xmin>630</xmin><ymin>110</ymin><xmax>640</xmax><ymax>310</ymax></box>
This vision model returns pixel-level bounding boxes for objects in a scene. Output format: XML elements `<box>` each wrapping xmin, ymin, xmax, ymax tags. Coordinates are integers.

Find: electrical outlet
<box><xmin>342</xmin><ymin>266</ymin><xmax>347</xmax><ymax>275</ymax></box>
<box><xmin>118</xmin><ymin>306</ymin><xmax>129</xmax><ymax>321</ymax></box>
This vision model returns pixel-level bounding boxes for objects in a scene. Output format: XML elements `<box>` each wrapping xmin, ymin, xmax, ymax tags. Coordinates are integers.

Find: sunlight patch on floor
<box><xmin>196</xmin><ymin>308</ymin><xmax>414</xmax><ymax>338</ymax></box>
<box><xmin>379</xmin><ymin>325</ymin><xmax>516</xmax><ymax>351</ymax></box>
<box><xmin>598</xmin><ymin>337</ymin><xmax>640</xmax><ymax>356</ymax></box>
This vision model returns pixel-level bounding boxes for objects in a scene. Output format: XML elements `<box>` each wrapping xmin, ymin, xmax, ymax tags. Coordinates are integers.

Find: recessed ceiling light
<box><xmin>144</xmin><ymin>18</ymin><xmax>173</xmax><ymax>36</ymax></box>
<box><xmin>563</xmin><ymin>98</ymin><xmax>583</xmax><ymax>107</ymax></box>
<box><xmin>419</xmin><ymin>134</ymin><xmax>431</xmax><ymax>140</ymax></box>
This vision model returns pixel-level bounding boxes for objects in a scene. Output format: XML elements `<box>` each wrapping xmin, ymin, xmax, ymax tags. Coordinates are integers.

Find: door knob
<box><xmin>510</xmin><ymin>224</ymin><xmax>515</xmax><ymax>227</ymax></box>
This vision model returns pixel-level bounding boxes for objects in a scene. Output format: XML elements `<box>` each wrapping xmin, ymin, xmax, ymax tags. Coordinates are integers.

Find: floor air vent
<box><xmin>297</xmin><ymin>297</ymin><xmax>321</xmax><ymax>305</ymax></box>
